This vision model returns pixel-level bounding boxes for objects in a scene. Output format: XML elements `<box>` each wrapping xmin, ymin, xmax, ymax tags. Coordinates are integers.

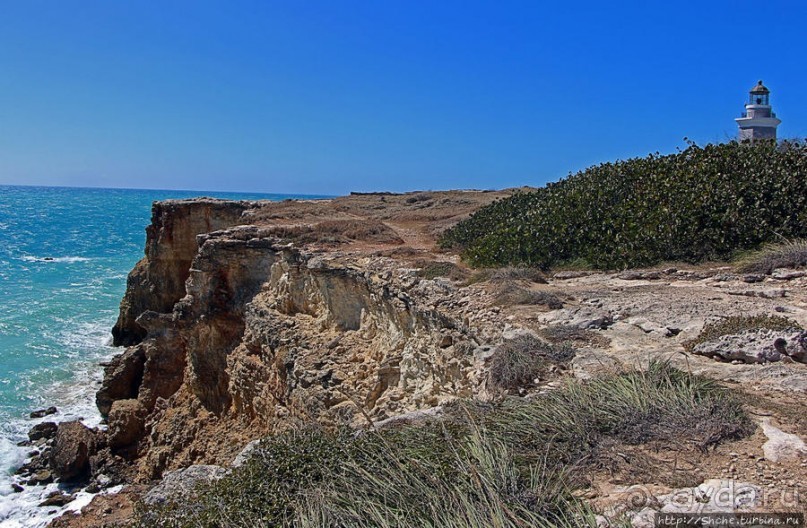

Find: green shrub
<box><xmin>735</xmin><ymin>239</ymin><xmax>807</xmax><ymax>274</ymax></box>
<box><xmin>441</xmin><ymin>141</ymin><xmax>807</xmax><ymax>269</ymax></box>
<box><xmin>415</xmin><ymin>260</ymin><xmax>469</xmax><ymax>281</ymax></box>
<box><xmin>134</xmin><ymin>427</ymin><xmax>353</xmax><ymax>527</ymax></box>
<box><xmin>683</xmin><ymin>315</ymin><xmax>802</xmax><ymax>352</ymax></box>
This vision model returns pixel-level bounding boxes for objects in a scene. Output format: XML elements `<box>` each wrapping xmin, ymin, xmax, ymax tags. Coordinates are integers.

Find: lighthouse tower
<box><xmin>735</xmin><ymin>80</ymin><xmax>781</xmax><ymax>142</ymax></box>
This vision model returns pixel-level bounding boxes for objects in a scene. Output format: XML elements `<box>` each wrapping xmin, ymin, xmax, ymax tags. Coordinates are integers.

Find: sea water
<box><xmin>0</xmin><ymin>185</ymin><xmax>324</xmax><ymax>527</ymax></box>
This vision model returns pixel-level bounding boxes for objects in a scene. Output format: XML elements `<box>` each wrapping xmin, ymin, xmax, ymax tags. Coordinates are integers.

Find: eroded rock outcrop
<box><xmin>101</xmin><ymin>202</ymin><xmax>499</xmax><ymax>480</ymax></box>
<box><xmin>111</xmin><ymin>199</ymin><xmax>254</xmax><ymax>347</ymax></box>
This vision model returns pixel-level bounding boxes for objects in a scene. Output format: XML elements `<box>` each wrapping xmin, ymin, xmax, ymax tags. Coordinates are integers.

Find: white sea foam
<box><xmin>19</xmin><ymin>256</ymin><xmax>91</xmax><ymax>264</ymax></box>
<box><xmin>0</xmin><ymin>318</ymin><xmax>118</xmax><ymax>527</ymax></box>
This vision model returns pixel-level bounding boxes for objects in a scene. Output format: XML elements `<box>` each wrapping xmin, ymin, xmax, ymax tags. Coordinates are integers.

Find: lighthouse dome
<box><xmin>750</xmin><ymin>80</ymin><xmax>770</xmax><ymax>94</ymax></box>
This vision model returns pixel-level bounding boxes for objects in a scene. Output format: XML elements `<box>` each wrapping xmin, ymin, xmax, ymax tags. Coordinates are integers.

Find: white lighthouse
<box><xmin>735</xmin><ymin>80</ymin><xmax>781</xmax><ymax>142</ymax></box>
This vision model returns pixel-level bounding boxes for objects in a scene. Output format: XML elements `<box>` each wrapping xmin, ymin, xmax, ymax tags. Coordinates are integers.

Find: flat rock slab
<box><xmin>692</xmin><ymin>329</ymin><xmax>807</xmax><ymax>364</ymax></box>
<box><xmin>761</xmin><ymin>418</ymin><xmax>807</xmax><ymax>462</ymax></box>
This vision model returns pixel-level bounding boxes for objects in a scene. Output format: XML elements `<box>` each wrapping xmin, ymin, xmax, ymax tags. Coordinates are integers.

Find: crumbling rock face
<box><xmin>101</xmin><ymin>207</ymin><xmax>492</xmax><ymax>480</ymax></box>
<box><xmin>111</xmin><ymin>199</ymin><xmax>254</xmax><ymax>347</ymax></box>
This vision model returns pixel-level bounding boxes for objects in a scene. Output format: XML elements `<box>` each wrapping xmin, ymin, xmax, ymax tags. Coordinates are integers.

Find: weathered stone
<box><xmin>112</xmin><ymin>199</ymin><xmax>254</xmax><ymax>346</ymax></box>
<box><xmin>761</xmin><ymin>418</ymin><xmax>807</xmax><ymax>462</ymax></box>
<box><xmin>618</xmin><ymin>270</ymin><xmax>661</xmax><ymax>281</ymax></box>
<box><xmin>50</xmin><ymin>421</ymin><xmax>96</xmax><ymax>481</ymax></box>
<box><xmin>28</xmin><ymin>422</ymin><xmax>58</xmax><ymax>441</ymax></box>
<box><xmin>107</xmin><ymin>399</ymin><xmax>147</xmax><ymax>449</ymax></box>
<box><xmin>143</xmin><ymin>465</ymin><xmax>226</xmax><ymax>506</ymax></box>
<box><xmin>771</xmin><ymin>269</ymin><xmax>806</xmax><ymax>281</ymax></box>
<box><xmin>231</xmin><ymin>439</ymin><xmax>261</xmax><ymax>468</ymax></box>
<box><xmin>96</xmin><ymin>345</ymin><xmax>146</xmax><ymax>417</ymax></box>
<box><xmin>552</xmin><ymin>271</ymin><xmax>594</xmax><ymax>280</ymax></box>
<box><xmin>692</xmin><ymin>329</ymin><xmax>807</xmax><ymax>364</ymax></box>
<box><xmin>29</xmin><ymin>406</ymin><xmax>57</xmax><ymax>418</ymax></box>
<box><xmin>39</xmin><ymin>492</ymin><xmax>75</xmax><ymax>507</ymax></box>
<box><xmin>27</xmin><ymin>470</ymin><xmax>53</xmax><ymax>485</ymax></box>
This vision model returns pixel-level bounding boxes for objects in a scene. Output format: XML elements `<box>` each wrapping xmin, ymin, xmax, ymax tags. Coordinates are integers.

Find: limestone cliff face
<box><xmin>111</xmin><ymin>199</ymin><xmax>254</xmax><ymax>347</ymax></box>
<box><xmin>101</xmin><ymin>204</ymin><xmax>492</xmax><ymax>479</ymax></box>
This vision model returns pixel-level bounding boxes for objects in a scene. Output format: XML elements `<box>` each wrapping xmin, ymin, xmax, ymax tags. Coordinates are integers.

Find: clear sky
<box><xmin>0</xmin><ymin>1</ymin><xmax>805</xmax><ymax>195</ymax></box>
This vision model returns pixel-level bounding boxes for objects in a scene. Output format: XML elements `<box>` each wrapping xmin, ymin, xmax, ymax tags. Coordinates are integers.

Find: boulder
<box><xmin>27</xmin><ymin>470</ymin><xmax>53</xmax><ymax>485</ymax></box>
<box><xmin>28</xmin><ymin>422</ymin><xmax>58</xmax><ymax>441</ymax></box>
<box><xmin>29</xmin><ymin>406</ymin><xmax>57</xmax><ymax>419</ymax></box>
<box><xmin>107</xmin><ymin>399</ymin><xmax>147</xmax><ymax>449</ymax></box>
<box><xmin>96</xmin><ymin>346</ymin><xmax>146</xmax><ymax>417</ymax></box>
<box><xmin>39</xmin><ymin>492</ymin><xmax>75</xmax><ymax>507</ymax></box>
<box><xmin>49</xmin><ymin>421</ymin><xmax>96</xmax><ymax>481</ymax></box>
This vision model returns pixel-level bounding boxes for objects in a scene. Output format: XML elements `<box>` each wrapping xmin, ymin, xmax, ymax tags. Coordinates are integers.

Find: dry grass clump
<box><xmin>265</xmin><ymin>219</ymin><xmax>403</xmax><ymax>245</ymax></box>
<box><xmin>415</xmin><ymin>260</ymin><xmax>469</xmax><ymax>281</ymax></box>
<box><xmin>683</xmin><ymin>315</ymin><xmax>802</xmax><ymax>352</ymax></box>
<box><xmin>493</xmin><ymin>283</ymin><xmax>563</xmax><ymax>309</ymax></box>
<box><xmin>540</xmin><ymin>325</ymin><xmax>611</xmax><ymax>348</ymax></box>
<box><xmin>488</xmin><ymin>334</ymin><xmax>575</xmax><ymax>392</ymax></box>
<box><xmin>490</xmin><ymin>266</ymin><xmax>548</xmax><ymax>283</ymax></box>
<box><xmin>735</xmin><ymin>239</ymin><xmax>807</xmax><ymax>274</ymax></box>
<box><xmin>134</xmin><ymin>362</ymin><xmax>751</xmax><ymax>528</ymax></box>
<box><xmin>404</xmin><ymin>192</ymin><xmax>434</xmax><ymax>204</ymax></box>
<box><xmin>312</xmin><ymin>219</ymin><xmax>404</xmax><ymax>244</ymax></box>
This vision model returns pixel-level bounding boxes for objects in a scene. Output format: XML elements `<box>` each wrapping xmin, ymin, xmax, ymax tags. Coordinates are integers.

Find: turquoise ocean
<box><xmin>0</xmin><ymin>186</ymin><xmax>322</xmax><ymax>527</ymax></box>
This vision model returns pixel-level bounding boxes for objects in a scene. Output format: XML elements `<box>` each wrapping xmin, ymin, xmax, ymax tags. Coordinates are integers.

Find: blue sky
<box><xmin>0</xmin><ymin>1</ymin><xmax>805</xmax><ymax>195</ymax></box>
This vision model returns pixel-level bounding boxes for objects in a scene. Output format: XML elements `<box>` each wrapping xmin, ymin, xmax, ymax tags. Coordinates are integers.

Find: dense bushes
<box><xmin>135</xmin><ymin>363</ymin><xmax>752</xmax><ymax>528</ymax></box>
<box><xmin>441</xmin><ymin>140</ymin><xmax>807</xmax><ymax>269</ymax></box>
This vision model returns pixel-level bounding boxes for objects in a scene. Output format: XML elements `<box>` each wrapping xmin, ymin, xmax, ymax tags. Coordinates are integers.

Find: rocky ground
<box><xmin>37</xmin><ymin>190</ymin><xmax>805</xmax><ymax>527</ymax></box>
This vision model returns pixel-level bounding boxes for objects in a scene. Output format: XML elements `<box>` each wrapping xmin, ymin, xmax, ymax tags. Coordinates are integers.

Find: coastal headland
<box><xmin>37</xmin><ymin>190</ymin><xmax>806</xmax><ymax>526</ymax></box>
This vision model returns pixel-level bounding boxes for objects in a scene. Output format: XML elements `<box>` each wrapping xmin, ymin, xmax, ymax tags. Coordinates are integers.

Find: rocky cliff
<box><xmin>111</xmin><ymin>199</ymin><xmax>254</xmax><ymax>347</ymax></box>
<box><xmin>99</xmin><ymin>191</ymin><xmax>511</xmax><ymax>480</ymax></box>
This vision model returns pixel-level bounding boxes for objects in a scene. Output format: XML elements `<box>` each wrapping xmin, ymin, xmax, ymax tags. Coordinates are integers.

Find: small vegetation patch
<box><xmin>683</xmin><ymin>315</ymin><xmax>803</xmax><ymax>353</ymax></box>
<box><xmin>267</xmin><ymin>219</ymin><xmax>404</xmax><ymax>245</ymax></box>
<box><xmin>415</xmin><ymin>260</ymin><xmax>469</xmax><ymax>281</ymax></box>
<box><xmin>493</xmin><ymin>282</ymin><xmax>563</xmax><ymax>309</ymax></box>
<box><xmin>404</xmin><ymin>192</ymin><xmax>434</xmax><ymax>204</ymax></box>
<box><xmin>488</xmin><ymin>334</ymin><xmax>575</xmax><ymax>392</ymax></box>
<box><xmin>735</xmin><ymin>239</ymin><xmax>807</xmax><ymax>274</ymax></box>
<box><xmin>134</xmin><ymin>363</ymin><xmax>752</xmax><ymax>528</ymax></box>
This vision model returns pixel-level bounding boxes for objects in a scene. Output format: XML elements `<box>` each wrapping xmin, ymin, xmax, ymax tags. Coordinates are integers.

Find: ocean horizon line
<box><xmin>0</xmin><ymin>183</ymin><xmax>337</xmax><ymax>199</ymax></box>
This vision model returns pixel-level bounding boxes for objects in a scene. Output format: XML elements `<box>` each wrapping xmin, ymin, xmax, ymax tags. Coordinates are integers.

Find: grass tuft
<box><xmin>488</xmin><ymin>334</ymin><xmax>575</xmax><ymax>392</ymax></box>
<box><xmin>735</xmin><ymin>239</ymin><xmax>807</xmax><ymax>274</ymax></box>
<box><xmin>415</xmin><ymin>260</ymin><xmax>469</xmax><ymax>281</ymax></box>
<box><xmin>493</xmin><ymin>283</ymin><xmax>563</xmax><ymax>309</ymax></box>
